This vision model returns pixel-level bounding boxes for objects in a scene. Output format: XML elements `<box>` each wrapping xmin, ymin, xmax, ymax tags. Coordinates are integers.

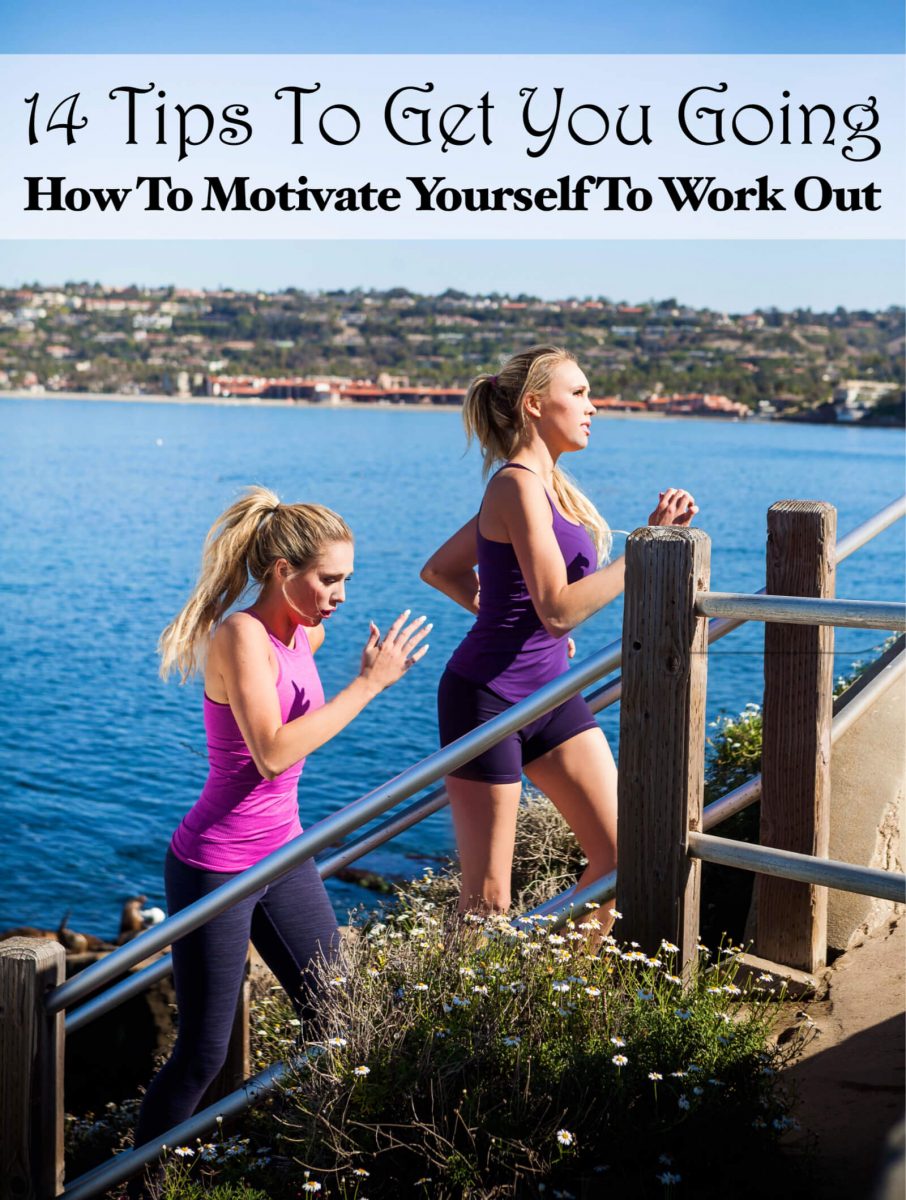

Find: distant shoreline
<box><xmin>3</xmin><ymin>391</ymin><xmax>900</xmax><ymax>427</ymax></box>
<box><xmin>2</xmin><ymin>390</ymin><xmax>668</xmax><ymax>418</ymax></box>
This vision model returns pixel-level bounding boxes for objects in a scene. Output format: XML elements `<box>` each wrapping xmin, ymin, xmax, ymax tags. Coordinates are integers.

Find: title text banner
<box><xmin>0</xmin><ymin>55</ymin><xmax>902</xmax><ymax>238</ymax></box>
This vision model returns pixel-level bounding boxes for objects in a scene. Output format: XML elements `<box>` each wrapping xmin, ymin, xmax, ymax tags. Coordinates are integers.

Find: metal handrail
<box><xmin>65</xmin><ymin>784</ymin><xmax>451</xmax><ymax>1034</ymax></box>
<box><xmin>696</xmin><ymin>593</ymin><xmax>906</xmax><ymax>631</ymax></box>
<box><xmin>695</xmin><ymin>493</ymin><xmax>906</xmax><ymax>646</ymax></box>
<box><xmin>58</xmin><ymin>649</ymin><xmax>906</xmax><ymax>1200</ymax></box>
<box><xmin>528</xmin><ymin>642</ymin><xmax>906</xmax><ymax>927</ymax></box>
<box><xmin>61</xmin><ymin>1063</ymin><xmax>289</xmax><ymax>1200</ymax></box>
<box><xmin>835</xmin><ymin>494</ymin><xmax>906</xmax><ymax>561</ymax></box>
<box><xmin>61</xmin><ymin>497</ymin><xmax>906</xmax><ymax>1031</ymax></box>
<box><xmin>48</xmin><ymin>636</ymin><xmax>625</xmax><ymax>1016</ymax></box>
<box><xmin>687</xmin><ymin>833</ymin><xmax>906</xmax><ymax>903</ymax></box>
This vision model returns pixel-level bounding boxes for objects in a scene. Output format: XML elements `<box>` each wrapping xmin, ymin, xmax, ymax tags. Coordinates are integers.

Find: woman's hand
<box><xmin>648</xmin><ymin>488</ymin><xmax>699</xmax><ymax>527</ymax></box>
<box><xmin>567</xmin><ymin>637</ymin><xmax>576</xmax><ymax>659</ymax></box>
<box><xmin>360</xmin><ymin>610</ymin><xmax>431</xmax><ymax>694</ymax></box>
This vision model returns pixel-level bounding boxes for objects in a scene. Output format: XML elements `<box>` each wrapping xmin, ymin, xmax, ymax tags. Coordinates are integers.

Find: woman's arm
<box><xmin>494</xmin><ymin>472</ymin><xmax>696</xmax><ymax>638</ymax></box>
<box><xmin>420</xmin><ymin>515</ymin><xmax>480</xmax><ymax>615</ymax></box>
<box><xmin>214</xmin><ymin>611</ymin><xmax>429</xmax><ymax>780</ymax></box>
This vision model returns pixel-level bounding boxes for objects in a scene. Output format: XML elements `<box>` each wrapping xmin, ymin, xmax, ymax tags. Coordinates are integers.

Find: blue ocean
<box><xmin>1</xmin><ymin>397</ymin><xmax>903</xmax><ymax>936</ymax></box>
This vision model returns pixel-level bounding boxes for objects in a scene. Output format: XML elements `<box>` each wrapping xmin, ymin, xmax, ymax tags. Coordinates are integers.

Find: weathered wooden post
<box><xmin>617</xmin><ymin>526</ymin><xmax>711</xmax><ymax>977</ymax></box>
<box><xmin>0</xmin><ymin>938</ymin><xmax>66</xmax><ymax>1199</ymax></box>
<box><xmin>756</xmin><ymin>500</ymin><xmax>836</xmax><ymax>972</ymax></box>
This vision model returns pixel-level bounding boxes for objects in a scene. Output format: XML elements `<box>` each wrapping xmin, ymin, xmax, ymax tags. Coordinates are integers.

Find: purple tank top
<box><xmin>446</xmin><ymin>463</ymin><xmax>597</xmax><ymax>702</ymax></box>
<box><xmin>171</xmin><ymin>614</ymin><xmax>325</xmax><ymax>872</ymax></box>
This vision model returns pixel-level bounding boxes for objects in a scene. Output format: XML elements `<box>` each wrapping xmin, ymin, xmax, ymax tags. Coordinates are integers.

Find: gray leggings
<box><xmin>134</xmin><ymin>845</ymin><xmax>339</xmax><ymax>1148</ymax></box>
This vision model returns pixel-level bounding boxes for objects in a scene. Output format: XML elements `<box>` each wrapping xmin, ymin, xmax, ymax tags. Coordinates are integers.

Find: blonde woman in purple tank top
<box><xmin>422</xmin><ymin>347</ymin><xmax>698</xmax><ymax>931</ymax></box>
<box><xmin>132</xmin><ymin>487</ymin><xmax>430</xmax><ymax>1172</ymax></box>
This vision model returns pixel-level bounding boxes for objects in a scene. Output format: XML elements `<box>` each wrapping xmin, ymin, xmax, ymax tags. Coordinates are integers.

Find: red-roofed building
<box><xmin>207</xmin><ymin>374</ymin><xmax>332</xmax><ymax>400</ymax></box>
<box><xmin>646</xmin><ymin>392</ymin><xmax>749</xmax><ymax>418</ymax></box>
<box><xmin>340</xmin><ymin>384</ymin><xmax>465</xmax><ymax>405</ymax></box>
<box><xmin>206</xmin><ymin>375</ymin><xmax>466</xmax><ymax>405</ymax></box>
<box><xmin>592</xmin><ymin>396</ymin><xmax>647</xmax><ymax>412</ymax></box>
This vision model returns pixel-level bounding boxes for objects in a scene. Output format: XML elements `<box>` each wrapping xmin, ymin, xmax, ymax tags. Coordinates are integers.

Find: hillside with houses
<box><xmin>1</xmin><ymin>285</ymin><xmax>902</xmax><ymax>423</ymax></box>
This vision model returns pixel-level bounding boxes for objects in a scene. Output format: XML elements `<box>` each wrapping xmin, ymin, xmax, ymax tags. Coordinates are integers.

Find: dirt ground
<box><xmin>776</xmin><ymin>914</ymin><xmax>905</xmax><ymax>1198</ymax></box>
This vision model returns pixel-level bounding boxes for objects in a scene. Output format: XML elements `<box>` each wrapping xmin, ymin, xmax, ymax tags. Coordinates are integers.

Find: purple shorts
<box><xmin>437</xmin><ymin>667</ymin><xmax>599</xmax><ymax>784</ymax></box>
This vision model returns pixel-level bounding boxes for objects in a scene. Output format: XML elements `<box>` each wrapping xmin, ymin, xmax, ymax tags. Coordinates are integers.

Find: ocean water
<box><xmin>1</xmin><ymin>397</ymin><xmax>903</xmax><ymax>937</ymax></box>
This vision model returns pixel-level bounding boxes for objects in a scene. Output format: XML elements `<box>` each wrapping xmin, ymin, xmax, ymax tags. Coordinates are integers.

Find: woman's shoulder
<box><xmin>205</xmin><ymin>611</ymin><xmax>276</xmax><ymax>696</ymax></box>
<box><xmin>212</xmin><ymin>610</ymin><xmax>272</xmax><ymax>653</ymax></box>
<box><xmin>485</xmin><ymin>463</ymin><xmax>550</xmax><ymax>513</ymax></box>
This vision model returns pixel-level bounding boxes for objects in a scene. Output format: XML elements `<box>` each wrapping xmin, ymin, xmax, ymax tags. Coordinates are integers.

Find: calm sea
<box><xmin>1</xmin><ymin>397</ymin><xmax>903</xmax><ymax>936</ymax></box>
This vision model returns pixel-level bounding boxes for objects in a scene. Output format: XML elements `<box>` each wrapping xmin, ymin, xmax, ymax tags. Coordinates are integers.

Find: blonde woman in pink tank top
<box><xmin>131</xmin><ymin>487</ymin><xmax>430</xmax><ymax>1178</ymax></box>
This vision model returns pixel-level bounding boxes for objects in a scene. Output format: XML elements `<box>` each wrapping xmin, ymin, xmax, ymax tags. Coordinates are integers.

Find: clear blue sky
<box><xmin>3</xmin><ymin>1</ymin><xmax>903</xmax><ymax>309</ymax></box>
<box><xmin>2</xmin><ymin>240</ymin><xmax>903</xmax><ymax>313</ymax></box>
<box><xmin>3</xmin><ymin>0</ymin><xmax>904</xmax><ymax>53</ymax></box>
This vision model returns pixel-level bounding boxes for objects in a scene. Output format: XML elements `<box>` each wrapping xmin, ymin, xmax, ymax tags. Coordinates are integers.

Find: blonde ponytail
<box><xmin>463</xmin><ymin>346</ymin><xmax>612</xmax><ymax>565</ymax></box>
<box><xmin>551</xmin><ymin>467</ymin><xmax>612</xmax><ymax>565</ymax></box>
<box><xmin>159</xmin><ymin>486</ymin><xmax>353</xmax><ymax>682</ymax></box>
<box><xmin>462</xmin><ymin>373</ymin><xmax>525</xmax><ymax>480</ymax></box>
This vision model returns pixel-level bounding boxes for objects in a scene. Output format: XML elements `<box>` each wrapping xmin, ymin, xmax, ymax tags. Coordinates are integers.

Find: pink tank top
<box><xmin>170</xmin><ymin>614</ymin><xmax>325</xmax><ymax>872</ymax></box>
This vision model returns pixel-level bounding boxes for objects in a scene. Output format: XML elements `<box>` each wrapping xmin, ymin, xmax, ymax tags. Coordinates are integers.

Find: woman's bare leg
<box><xmin>524</xmin><ymin>726</ymin><xmax>618</xmax><ymax>936</ymax></box>
<box><xmin>446</xmin><ymin>776</ymin><xmax>523</xmax><ymax>913</ymax></box>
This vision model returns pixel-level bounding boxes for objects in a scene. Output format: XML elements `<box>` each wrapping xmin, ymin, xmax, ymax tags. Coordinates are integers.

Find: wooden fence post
<box><xmin>617</xmin><ymin>526</ymin><xmax>711</xmax><ymax>976</ymax></box>
<box><xmin>756</xmin><ymin>500</ymin><xmax>836</xmax><ymax>972</ymax></box>
<box><xmin>0</xmin><ymin>938</ymin><xmax>65</xmax><ymax>1200</ymax></box>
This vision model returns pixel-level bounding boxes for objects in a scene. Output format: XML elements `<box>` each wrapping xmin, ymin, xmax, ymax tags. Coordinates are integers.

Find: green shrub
<box><xmin>65</xmin><ymin>1097</ymin><xmax>140</xmax><ymax>1180</ymax></box>
<box><xmin>160</xmin><ymin>1177</ymin><xmax>270</xmax><ymax>1200</ymax></box>
<box><xmin>242</xmin><ymin>908</ymin><xmax>797</xmax><ymax>1197</ymax></box>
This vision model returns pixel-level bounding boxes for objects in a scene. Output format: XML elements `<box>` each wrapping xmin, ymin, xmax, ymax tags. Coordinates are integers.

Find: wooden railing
<box><xmin>616</xmin><ymin>502</ymin><xmax>905</xmax><ymax>973</ymax></box>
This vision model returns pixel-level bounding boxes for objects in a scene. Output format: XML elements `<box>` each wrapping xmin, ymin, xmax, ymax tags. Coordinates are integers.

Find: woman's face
<box><xmin>280</xmin><ymin>539</ymin><xmax>355</xmax><ymax>626</ymax></box>
<box><xmin>531</xmin><ymin>359</ymin><xmax>595</xmax><ymax>454</ymax></box>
